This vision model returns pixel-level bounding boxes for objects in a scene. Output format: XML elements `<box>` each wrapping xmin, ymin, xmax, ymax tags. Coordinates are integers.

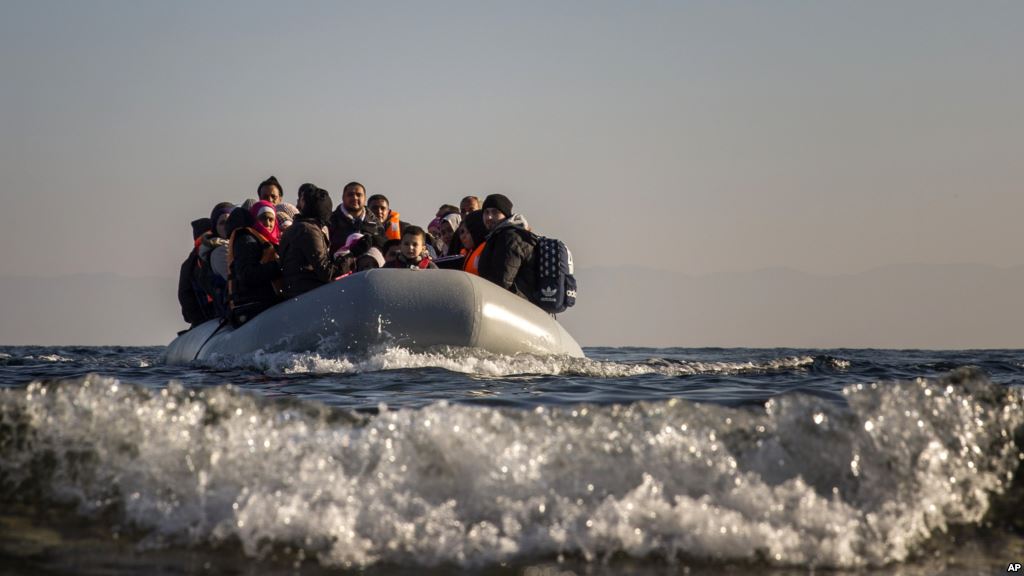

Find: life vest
<box><xmin>464</xmin><ymin>242</ymin><xmax>485</xmax><ymax>275</ymax></box>
<box><xmin>384</xmin><ymin>255</ymin><xmax>433</xmax><ymax>269</ymax></box>
<box><xmin>226</xmin><ymin>227</ymin><xmax>283</xmax><ymax>311</ymax></box>
<box><xmin>192</xmin><ymin>234</ymin><xmax>214</xmax><ymax>304</ymax></box>
<box><xmin>188</xmin><ymin>235</ymin><xmax>215</xmax><ymax>308</ymax></box>
<box><xmin>383</xmin><ymin>211</ymin><xmax>402</xmax><ymax>241</ymax></box>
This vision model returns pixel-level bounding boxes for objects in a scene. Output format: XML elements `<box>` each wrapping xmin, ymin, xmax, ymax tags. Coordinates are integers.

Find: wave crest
<box><xmin>0</xmin><ymin>369</ymin><xmax>1020</xmax><ymax>568</ymax></box>
<box><xmin>199</xmin><ymin>345</ymin><xmax>841</xmax><ymax>379</ymax></box>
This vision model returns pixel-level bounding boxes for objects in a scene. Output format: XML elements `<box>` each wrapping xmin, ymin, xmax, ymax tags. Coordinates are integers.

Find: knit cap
<box><xmin>482</xmin><ymin>194</ymin><xmax>513</xmax><ymax>218</ymax></box>
<box><xmin>275</xmin><ymin>202</ymin><xmax>299</xmax><ymax>219</ymax></box>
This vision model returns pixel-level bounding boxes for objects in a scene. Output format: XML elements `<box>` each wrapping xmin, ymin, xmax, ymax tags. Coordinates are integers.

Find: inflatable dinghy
<box><xmin>163</xmin><ymin>269</ymin><xmax>584</xmax><ymax>364</ymax></box>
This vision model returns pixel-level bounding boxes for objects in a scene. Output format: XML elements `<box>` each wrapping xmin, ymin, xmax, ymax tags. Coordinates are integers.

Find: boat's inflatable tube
<box><xmin>163</xmin><ymin>269</ymin><xmax>584</xmax><ymax>365</ymax></box>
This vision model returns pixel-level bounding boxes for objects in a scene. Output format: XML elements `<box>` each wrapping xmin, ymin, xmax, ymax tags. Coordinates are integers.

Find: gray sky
<box><xmin>2</xmin><ymin>1</ymin><xmax>1023</xmax><ymax>347</ymax></box>
<box><xmin>2</xmin><ymin>0</ymin><xmax>1021</xmax><ymax>279</ymax></box>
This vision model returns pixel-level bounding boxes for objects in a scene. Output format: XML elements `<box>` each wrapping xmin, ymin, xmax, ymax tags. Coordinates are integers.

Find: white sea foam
<box><xmin>200</xmin><ymin>345</ymin><xmax>828</xmax><ymax>379</ymax></box>
<box><xmin>24</xmin><ymin>354</ymin><xmax>73</xmax><ymax>363</ymax></box>
<box><xmin>1</xmin><ymin>370</ymin><xmax>1020</xmax><ymax>569</ymax></box>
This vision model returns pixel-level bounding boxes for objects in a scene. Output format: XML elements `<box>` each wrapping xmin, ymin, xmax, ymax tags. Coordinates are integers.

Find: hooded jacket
<box><xmin>178</xmin><ymin>255</ymin><xmax>209</xmax><ymax>326</ymax></box>
<box><xmin>177</xmin><ymin>218</ymin><xmax>214</xmax><ymax>327</ymax></box>
<box><xmin>228</xmin><ymin>204</ymin><xmax>283</xmax><ymax>321</ymax></box>
<box><xmin>476</xmin><ymin>214</ymin><xmax>536</xmax><ymax>298</ymax></box>
<box><xmin>198</xmin><ymin>202</ymin><xmax>235</xmax><ymax>284</ymax></box>
<box><xmin>278</xmin><ymin>188</ymin><xmax>339</xmax><ymax>298</ymax></box>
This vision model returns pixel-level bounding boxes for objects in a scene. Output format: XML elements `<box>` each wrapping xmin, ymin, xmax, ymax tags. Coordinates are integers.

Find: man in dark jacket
<box><xmin>477</xmin><ymin>194</ymin><xmax>536</xmax><ymax>299</ymax></box>
<box><xmin>279</xmin><ymin>185</ymin><xmax>341</xmax><ymax>299</ymax></box>
<box><xmin>177</xmin><ymin>218</ymin><xmax>214</xmax><ymax>328</ymax></box>
<box><xmin>328</xmin><ymin>181</ymin><xmax>384</xmax><ymax>254</ymax></box>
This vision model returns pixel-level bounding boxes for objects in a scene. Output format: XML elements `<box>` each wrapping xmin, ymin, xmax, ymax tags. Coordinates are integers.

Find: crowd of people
<box><xmin>178</xmin><ymin>176</ymin><xmax>539</xmax><ymax>329</ymax></box>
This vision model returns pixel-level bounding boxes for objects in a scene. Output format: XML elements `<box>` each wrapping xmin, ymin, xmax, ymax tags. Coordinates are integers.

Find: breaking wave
<box><xmin>1</xmin><ymin>368</ymin><xmax>1020</xmax><ymax>569</ymax></box>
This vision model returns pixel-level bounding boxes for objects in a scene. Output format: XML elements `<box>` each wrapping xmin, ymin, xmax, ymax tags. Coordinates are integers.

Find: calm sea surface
<box><xmin>1</xmin><ymin>345</ymin><xmax>1022</xmax><ymax>575</ymax></box>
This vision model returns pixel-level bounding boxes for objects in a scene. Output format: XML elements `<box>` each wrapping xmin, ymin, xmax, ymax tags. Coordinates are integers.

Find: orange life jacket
<box><xmin>384</xmin><ymin>211</ymin><xmax>402</xmax><ymax>241</ymax></box>
<box><xmin>464</xmin><ymin>242</ymin><xmax>485</xmax><ymax>276</ymax></box>
<box><xmin>226</xmin><ymin>227</ymin><xmax>283</xmax><ymax>310</ymax></box>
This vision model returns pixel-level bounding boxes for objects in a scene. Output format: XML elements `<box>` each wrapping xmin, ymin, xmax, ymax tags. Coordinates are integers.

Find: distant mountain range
<box><xmin>2</xmin><ymin>264</ymin><xmax>1023</xmax><ymax>348</ymax></box>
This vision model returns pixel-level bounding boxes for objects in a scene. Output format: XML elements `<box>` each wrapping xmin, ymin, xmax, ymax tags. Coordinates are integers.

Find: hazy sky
<box><xmin>1</xmin><ymin>0</ymin><xmax>1022</xmax><ymax>280</ymax></box>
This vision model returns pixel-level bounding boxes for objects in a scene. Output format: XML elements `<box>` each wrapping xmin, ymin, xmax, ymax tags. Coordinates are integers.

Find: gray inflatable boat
<box><xmin>163</xmin><ymin>269</ymin><xmax>584</xmax><ymax>364</ymax></box>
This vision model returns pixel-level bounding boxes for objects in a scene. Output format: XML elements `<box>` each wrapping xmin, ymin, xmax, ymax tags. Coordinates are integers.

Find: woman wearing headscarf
<box><xmin>278</xmin><ymin>185</ymin><xmax>342</xmax><ymax>298</ymax></box>
<box><xmin>459</xmin><ymin>210</ymin><xmax>488</xmax><ymax>275</ymax></box>
<box><xmin>227</xmin><ymin>200</ymin><xmax>284</xmax><ymax>325</ymax></box>
<box><xmin>426</xmin><ymin>217</ymin><xmax>445</xmax><ymax>259</ymax></box>
<box><xmin>439</xmin><ymin>212</ymin><xmax>462</xmax><ymax>256</ymax></box>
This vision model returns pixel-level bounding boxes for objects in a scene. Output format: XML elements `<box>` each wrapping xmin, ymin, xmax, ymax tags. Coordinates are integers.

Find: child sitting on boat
<box><xmin>384</xmin><ymin>226</ymin><xmax>438</xmax><ymax>270</ymax></box>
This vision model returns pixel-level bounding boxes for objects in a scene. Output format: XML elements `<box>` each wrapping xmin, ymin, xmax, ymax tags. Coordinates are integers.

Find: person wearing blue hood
<box><xmin>476</xmin><ymin>194</ymin><xmax>536</xmax><ymax>299</ymax></box>
<box><xmin>279</xmin><ymin>184</ymin><xmax>343</xmax><ymax>298</ymax></box>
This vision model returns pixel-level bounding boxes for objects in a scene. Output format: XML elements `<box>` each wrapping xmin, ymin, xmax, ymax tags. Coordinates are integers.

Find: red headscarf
<box><xmin>249</xmin><ymin>200</ymin><xmax>281</xmax><ymax>245</ymax></box>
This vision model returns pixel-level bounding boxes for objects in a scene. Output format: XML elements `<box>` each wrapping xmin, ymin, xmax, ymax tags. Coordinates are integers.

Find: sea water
<box><xmin>0</xmin><ymin>346</ymin><xmax>1022</xmax><ymax>575</ymax></box>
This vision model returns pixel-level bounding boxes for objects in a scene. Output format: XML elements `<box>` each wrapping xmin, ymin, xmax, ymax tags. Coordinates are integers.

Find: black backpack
<box><xmin>530</xmin><ymin>235</ymin><xmax>577</xmax><ymax>314</ymax></box>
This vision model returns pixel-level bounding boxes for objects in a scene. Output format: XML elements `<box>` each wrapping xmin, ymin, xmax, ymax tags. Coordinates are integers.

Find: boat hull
<box><xmin>163</xmin><ymin>269</ymin><xmax>584</xmax><ymax>364</ymax></box>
